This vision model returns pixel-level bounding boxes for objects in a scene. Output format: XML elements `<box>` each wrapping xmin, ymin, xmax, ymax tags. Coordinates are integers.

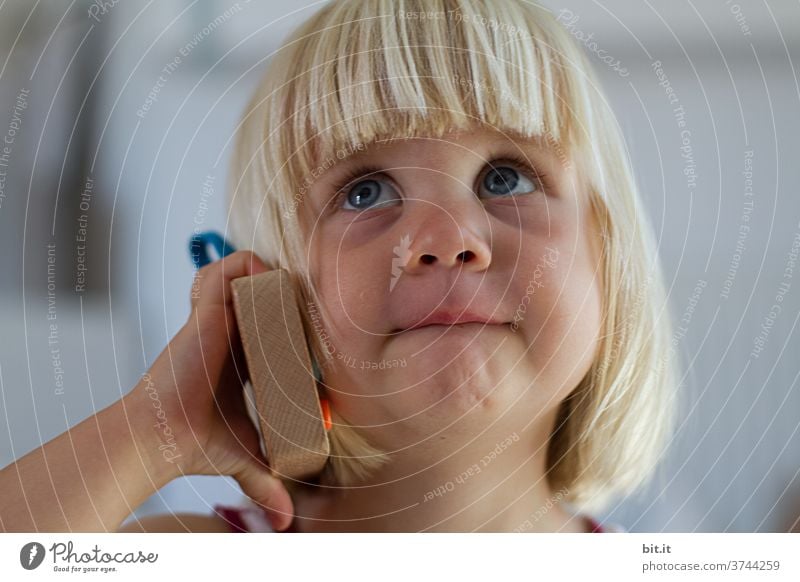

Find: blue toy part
<box><xmin>189</xmin><ymin>230</ymin><xmax>236</xmax><ymax>270</ymax></box>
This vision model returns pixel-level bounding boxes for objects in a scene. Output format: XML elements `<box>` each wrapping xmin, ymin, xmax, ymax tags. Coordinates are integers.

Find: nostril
<box><xmin>457</xmin><ymin>250</ymin><xmax>475</xmax><ymax>262</ymax></box>
<box><xmin>420</xmin><ymin>254</ymin><xmax>436</xmax><ymax>265</ymax></box>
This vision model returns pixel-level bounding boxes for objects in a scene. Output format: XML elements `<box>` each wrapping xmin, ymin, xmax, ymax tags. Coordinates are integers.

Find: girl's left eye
<box><xmin>478</xmin><ymin>162</ymin><xmax>543</xmax><ymax>199</ymax></box>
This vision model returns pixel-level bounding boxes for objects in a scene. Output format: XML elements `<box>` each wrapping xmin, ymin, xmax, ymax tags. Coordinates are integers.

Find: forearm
<box><xmin>0</xmin><ymin>390</ymin><xmax>181</xmax><ymax>532</ymax></box>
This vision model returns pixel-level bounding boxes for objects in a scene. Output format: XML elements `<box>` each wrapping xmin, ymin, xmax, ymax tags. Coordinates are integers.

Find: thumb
<box><xmin>232</xmin><ymin>459</ymin><xmax>295</xmax><ymax>531</ymax></box>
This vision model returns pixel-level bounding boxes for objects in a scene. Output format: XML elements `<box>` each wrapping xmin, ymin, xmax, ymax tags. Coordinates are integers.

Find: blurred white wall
<box><xmin>1</xmin><ymin>0</ymin><xmax>798</xmax><ymax>532</ymax></box>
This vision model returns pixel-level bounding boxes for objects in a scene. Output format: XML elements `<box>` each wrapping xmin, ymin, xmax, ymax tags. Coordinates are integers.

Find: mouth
<box><xmin>393</xmin><ymin>321</ymin><xmax>509</xmax><ymax>334</ymax></box>
<box><xmin>392</xmin><ymin>307</ymin><xmax>508</xmax><ymax>334</ymax></box>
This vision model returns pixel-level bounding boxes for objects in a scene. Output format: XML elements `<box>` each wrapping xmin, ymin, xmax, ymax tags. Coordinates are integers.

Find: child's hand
<box><xmin>127</xmin><ymin>250</ymin><xmax>294</xmax><ymax>530</ymax></box>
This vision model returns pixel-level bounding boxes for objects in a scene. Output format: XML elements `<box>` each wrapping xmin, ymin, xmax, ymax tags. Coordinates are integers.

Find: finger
<box><xmin>179</xmin><ymin>303</ymin><xmax>240</xmax><ymax>390</ymax></box>
<box><xmin>191</xmin><ymin>250</ymin><xmax>269</xmax><ymax>310</ymax></box>
<box><xmin>232</xmin><ymin>461</ymin><xmax>295</xmax><ymax>531</ymax></box>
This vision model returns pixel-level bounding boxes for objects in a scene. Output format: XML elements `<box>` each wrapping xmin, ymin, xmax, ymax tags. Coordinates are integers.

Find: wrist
<box><xmin>120</xmin><ymin>381</ymin><xmax>190</xmax><ymax>485</ymax></box>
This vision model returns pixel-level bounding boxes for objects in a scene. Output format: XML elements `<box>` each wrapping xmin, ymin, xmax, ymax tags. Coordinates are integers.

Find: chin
<box><xmin>396</xmin><ymin>354</ymin><xmax>532</xmax><ymax>424</ymax></box>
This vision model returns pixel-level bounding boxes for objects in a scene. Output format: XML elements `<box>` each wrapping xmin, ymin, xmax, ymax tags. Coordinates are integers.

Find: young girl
<box><xmin>1</xmin><ymin>0</ymin><xmax>676</xmax><ymax>533</ymax></box>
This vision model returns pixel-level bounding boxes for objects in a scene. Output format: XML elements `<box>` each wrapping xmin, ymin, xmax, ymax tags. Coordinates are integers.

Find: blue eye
<box><xmin>479</xmin><ymin>165</ymin><xmax>540</xmax><ymax>198</ymax></box>
<box><xmin>340</xmin><ymin>177</ymin><xmax>401</xmax><ymax>211</ymax></box>
<box><xmin>331</xmin><ymin>165</ymin><xmax>401</xmax><ymax>212</ymax></box>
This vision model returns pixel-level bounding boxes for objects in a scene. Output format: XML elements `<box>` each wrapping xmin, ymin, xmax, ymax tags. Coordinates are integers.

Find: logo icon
<box><xmin>20</xmin><ymin>542</ymin><xmax>45</xmax><ymax>570</ymax></box>
<box><xmin>390</xmin><ymin>234</ymin><xmax>412</xmax><ymax>292</ymax></box>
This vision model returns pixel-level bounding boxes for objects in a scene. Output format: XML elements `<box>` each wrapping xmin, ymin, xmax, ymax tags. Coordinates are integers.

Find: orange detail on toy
<box><xmin>320</xmin><ymin>398</ymin><xmax>332</xmax><ymax>431</ymax></box>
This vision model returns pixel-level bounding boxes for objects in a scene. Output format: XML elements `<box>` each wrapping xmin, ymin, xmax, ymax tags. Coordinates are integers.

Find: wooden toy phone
<box><xmin>230</xmin><ymin>269</ymin><xmax>331</xmax><ymax>480</ymax></box>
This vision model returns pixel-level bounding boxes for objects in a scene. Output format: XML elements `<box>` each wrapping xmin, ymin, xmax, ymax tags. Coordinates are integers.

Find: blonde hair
<box><xmin>226</xmin><ymin>0</ymin><xmax>679</xmax><ymax>513</ymax></box>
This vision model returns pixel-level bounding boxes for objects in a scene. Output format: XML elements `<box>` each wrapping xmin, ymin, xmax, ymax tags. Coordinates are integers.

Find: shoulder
<box><xmin>117</xmin><ymin>513</ymin><xmax>233</xmax><ymax>533</ymax></box>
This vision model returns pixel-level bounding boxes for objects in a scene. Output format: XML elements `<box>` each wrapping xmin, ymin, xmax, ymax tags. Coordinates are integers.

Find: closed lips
<box><xmin>393</xmin><ymin>310</ymin><xmax>507</xmax><ymax>333</ymax></box>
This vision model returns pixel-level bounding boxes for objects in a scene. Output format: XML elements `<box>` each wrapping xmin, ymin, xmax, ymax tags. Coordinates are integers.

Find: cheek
<box><xmin>510</xmin><ymin>241</ymin><xmax>603</xmax><ymax>388</ymax></box>
<box><xmin>502</xmin><ymin>190</ymin><xmax>603</xmax><ymax>372</ymax></box>
<box><xmin>307</xmin><ymin>236</ymin><xmax>389</xmax><ymax>382</ymax></box>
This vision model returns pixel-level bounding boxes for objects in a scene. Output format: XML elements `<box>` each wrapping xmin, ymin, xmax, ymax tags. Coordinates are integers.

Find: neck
<box><xmin>291</xmin><ymin>414</ymin><xmax>590</xmax><ymax>533</ymax></box>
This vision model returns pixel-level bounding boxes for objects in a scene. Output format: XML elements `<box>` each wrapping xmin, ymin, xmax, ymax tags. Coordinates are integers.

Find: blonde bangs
<box><xmin>274</xmin><ymin>0</ymin><xmax>589</xmax><ymax>197</ymax></box>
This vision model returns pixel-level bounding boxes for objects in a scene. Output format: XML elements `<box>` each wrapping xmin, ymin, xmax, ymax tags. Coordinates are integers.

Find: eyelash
<box><xmin>328</xmin><ymin>155</ymin><xmax>546</xmax><ymax>210</ymax></box>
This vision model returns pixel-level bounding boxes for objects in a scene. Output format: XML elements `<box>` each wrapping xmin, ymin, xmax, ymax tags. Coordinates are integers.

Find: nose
<box><xmin>400</xmin><ymin>197</ymin><xmax>492</xmax><ymax>274</ymax></box>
